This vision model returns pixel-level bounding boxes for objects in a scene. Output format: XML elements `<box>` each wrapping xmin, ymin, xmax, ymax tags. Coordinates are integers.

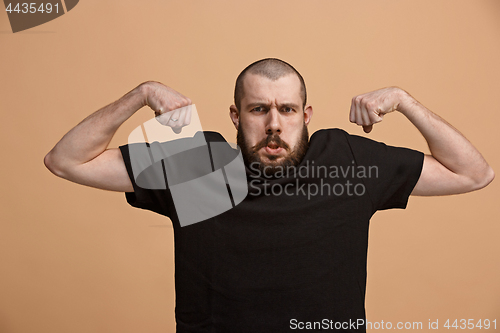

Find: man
<box><xmin>45</xmin><ymin>58</ymin><xmax>494</xmax><ymax>332</ymax></box>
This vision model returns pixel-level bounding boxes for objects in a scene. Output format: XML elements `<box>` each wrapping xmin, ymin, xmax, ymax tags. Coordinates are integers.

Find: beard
<box><xmin>236</xmin><ymin>122</ymin><xmax>310</xmax><ymax>178</ymax></box>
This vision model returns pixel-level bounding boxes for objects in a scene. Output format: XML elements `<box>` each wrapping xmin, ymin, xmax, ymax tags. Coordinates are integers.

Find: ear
<box><xmin>303</xmin><ymin>104</ymin><xmax>313</xmax><ymax>126</ymax></box>
<box><xmin>229</xmin><ymin>104</ymin><xmax>240</xmax><ymax>130</ymax></box>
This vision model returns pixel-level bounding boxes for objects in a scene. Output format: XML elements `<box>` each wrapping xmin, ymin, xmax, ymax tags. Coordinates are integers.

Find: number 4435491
<box><xmin>5</xmin><ymin>3</ymin><xmax>59</xmax><ymax>14</ymax></box>
<box><xmin>444</xmin><ymin>319</ymin><xmax>496</xmax><ymax>330</ymax></box>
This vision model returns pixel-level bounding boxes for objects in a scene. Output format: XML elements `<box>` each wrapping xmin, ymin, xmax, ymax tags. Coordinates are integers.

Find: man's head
<box><xmin>230</xmin><ymin>58</ymin><xmax>313</xmax><ymax>177</ymax></box>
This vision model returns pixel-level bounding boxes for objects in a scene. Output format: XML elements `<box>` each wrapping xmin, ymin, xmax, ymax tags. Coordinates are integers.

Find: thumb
<box><xmin>363</xmin><ymin>125</ymin><xmax>373</xmax><ymax>133</ymax></box>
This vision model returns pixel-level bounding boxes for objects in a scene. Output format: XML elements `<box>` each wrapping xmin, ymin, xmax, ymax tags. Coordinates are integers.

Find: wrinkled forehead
<box><xmin>241</xmin><ymin>73</ymin><xmax>302</xmax><ymax>105</ymax></box>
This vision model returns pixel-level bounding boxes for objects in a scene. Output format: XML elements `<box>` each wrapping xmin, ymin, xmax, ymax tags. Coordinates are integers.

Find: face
<box><xmin>230</xmin><ymin>73</ymin><xmax>313</xmax><ymax>176</ymax></box>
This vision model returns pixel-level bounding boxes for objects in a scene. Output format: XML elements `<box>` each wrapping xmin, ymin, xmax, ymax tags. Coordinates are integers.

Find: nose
<box><xmin>265</xmin><ymin>108</ymin><xmax>282</xmax><ymax>135</ymax></box>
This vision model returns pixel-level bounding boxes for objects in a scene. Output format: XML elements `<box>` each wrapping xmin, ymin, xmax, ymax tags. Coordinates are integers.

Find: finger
<box><xmin>185</xmin><ymin>105</ymin><xmax>192</xmax><ymax>125</ymax></box>
<box><xmin>178</xmin><ymin>105</ymin><xmax>189</xmax><ymax>125</ymax></box>
<box><xmin>156</xmin><ymin>109</ymin><xmax>174</xmax><ymax>126</ymax></box>
<box><xmin>172</xmin><ymin>106</ymin><xmax>188</xmax><ymax>133</ymax></box>
<box><xmin>355</xmin><ymin>101</ymin><xmax>363</xmax><ymax>126</ymax></box>
<box><xmin>349</xmin><ymin>99</ymin><xmax>356</xmax><ymax>123</ymax></box>
<box><xmin>363</xmin><ymin>124</ymin><xmax>373</xmax><ymax>133</ymax></box>
<box><xmin>368</xmin><ymin>107</ymin><xmax>383</xmax><ymax>124</ymax></box>
<box><xmin>155</xmin><ymin>107</ymin><xmax>164</xmax><ymax>117</ymax></box>
<box><xmin>360</xmin><ymin>103</ymin><xmax>372</xmax><ymax>126</ymax></box>
<box><xmin>169</xmin><ymin>108</ymin><xmax>183</xmax><ymax>133</ymax></box>
<box><xmin>168</xmin><ymin>108</ymin><xmax>181</xmax><ymax>124</ymax></box>
<box><xmin>170</xmin><ymin>108</ymin><xmax>184</xmax><ymax>134</ymax></box>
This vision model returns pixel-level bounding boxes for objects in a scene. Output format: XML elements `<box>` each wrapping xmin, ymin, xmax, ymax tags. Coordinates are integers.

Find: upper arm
<box><xmin>45</xmin><ymin>148</ymin><xmax>134</xmax><ymax>192</ymax></box>
<box><xmin>411</xmin><ymin>154</ymin><xmax>483</xmax><ymax>196</ymax></box>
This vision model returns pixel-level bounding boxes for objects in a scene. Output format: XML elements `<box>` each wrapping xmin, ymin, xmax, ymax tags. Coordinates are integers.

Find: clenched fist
<box><xmin>349</xmin><ymin>87</ymin><xmax>413</xmax><ymax>133</ymax></box>
<box><xmin>143</xmin><ymin>81</ymin><xmax>193</xmax><ymax>134</ymax></box>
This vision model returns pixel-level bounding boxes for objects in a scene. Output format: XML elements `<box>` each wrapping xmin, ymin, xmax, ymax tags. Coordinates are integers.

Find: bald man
<box><xmin>45</xmin><ymin>58</ymin><xmax>494</xmax><ymax>332</ymax></box>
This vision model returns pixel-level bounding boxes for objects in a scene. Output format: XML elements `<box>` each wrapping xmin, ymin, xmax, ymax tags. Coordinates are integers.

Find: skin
<box><xmin>348</xmin><ymin>87</ymin><xmax>495</xmax><ymax>195</ymax></box>
<box><xmin>44</xmin><ymin>78</ymin><xmax>494</xmax><ymax>196</ymax></box>
<box><xmin>229</xmin><ymin>73</ymin><xmax>313</xmax><ymax>167</ymax></box>
<box><xmin>44</xmin><ymin>81</ymin><xmax>192</xmax><ymax>192</ymax></box>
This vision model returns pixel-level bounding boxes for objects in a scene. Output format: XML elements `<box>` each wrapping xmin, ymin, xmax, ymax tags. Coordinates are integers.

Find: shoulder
<box><xmin>310</xmin><ymin>128</ymin><xmax>374</xmax><ymax>143</ymax></box>
<box><xmin>305</xmin><ymin>128</ymin><xmax>353</xmax><ymax>160</ymax></box>
<box><xmin>309</xmin><ymin>128</ymin><xmax>374</xmax><ymax>148</ymax></box>
<box><xmin>311</xmin><ymin>128</ymin><xmax>390</xmax><ymax>149</ymax></box>
<box><xmin>310</xmin><ymin>128</ymin><xmax>348</xmax><ymax>143</ymax></box>
<box><xmin>200</xmin><ymin>131</ymin><xmax>227</xmax><ymax>143</ymax></box>
<box><xmin>310</xmin><ymin>128</ymin><xmax>347</xmax><ymax>138</ymax></box>
<box><xmin>307</xmin><ymin>128</ymin><xmax>403</xmax><ymax>162</ymax></box>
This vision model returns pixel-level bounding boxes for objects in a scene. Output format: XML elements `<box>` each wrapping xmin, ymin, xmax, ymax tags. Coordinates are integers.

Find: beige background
<box><xmin>1</xmin><ymin>0</ymin><xmax>499</xmax><ymax>332</ymax></box>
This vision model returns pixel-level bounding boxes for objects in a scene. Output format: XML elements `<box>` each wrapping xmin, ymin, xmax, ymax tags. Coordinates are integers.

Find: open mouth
<box><xmin>264</xmin><ymin>142</ymin><xmax>283</xmax><ymax>154</ymax></box>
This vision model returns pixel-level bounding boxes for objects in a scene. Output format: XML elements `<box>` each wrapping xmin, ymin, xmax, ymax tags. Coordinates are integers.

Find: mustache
<box><xmin>252</xmin><ymin>134</ymin><xmax>290</xmax><ymax>152</ymax></box>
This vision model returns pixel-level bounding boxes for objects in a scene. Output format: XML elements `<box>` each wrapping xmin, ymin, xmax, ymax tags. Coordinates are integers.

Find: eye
<box><xmin>252</xmin><ymin>106</ymin><xmax>264</xmax><ymax>112</ymax></box>
<box><xmin>283</xmin><ymin>107</ymin><xmax>294</xmax><ymax>113</ymax></box>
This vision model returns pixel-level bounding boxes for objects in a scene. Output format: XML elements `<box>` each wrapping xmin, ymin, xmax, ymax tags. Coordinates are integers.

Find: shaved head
<box><xmin>234</xmin><ymin>58</ymin><xmax>307</xmax><ymax>112</ymax></box>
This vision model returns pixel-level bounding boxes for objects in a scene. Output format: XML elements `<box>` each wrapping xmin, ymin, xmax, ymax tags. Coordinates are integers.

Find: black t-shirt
<box><xmin>119</xmin><ymin>128</ymin><xmax>424</xmax><ymax>333</ymax></box>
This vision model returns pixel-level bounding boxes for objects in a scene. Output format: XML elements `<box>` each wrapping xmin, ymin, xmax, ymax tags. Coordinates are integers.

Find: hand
<box><xmin>143</xmin><ymin>81</ymin><xmax>192</xmax><ymax>134</ymax></box>
<box><xmin>349</xmin><ymin>87</ymin><xmax>410</xmax><ymax>133</ymax></box>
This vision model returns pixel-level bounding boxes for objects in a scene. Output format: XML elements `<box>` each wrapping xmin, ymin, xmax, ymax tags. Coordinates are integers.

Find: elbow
<box><xmin>484</xmin><ymin>166</ymin><xmax>495</xmax><ymax>187</ymax></box>
<box><xmin>44</xmin><ymin>152</ymin><xmax>67</xmax><ymax>179</ymax></box>
<box><xmin>471</xmin><ymin>166</ymin><xmax>495</xmax><ymax>191</ymax></box>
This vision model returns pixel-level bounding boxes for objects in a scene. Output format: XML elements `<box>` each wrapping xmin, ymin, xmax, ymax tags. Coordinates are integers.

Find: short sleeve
<box><xmin>343</xmin><ymin>131</ymin><xmax>424</xmax><ymax>211</ymax></box>
<box><xmin>119</xmin><ymin>144</ymin><xmax>173</xmax><ymax>218</ymax></box>
<box><xmin>118</xmin><ymin>131</ymin><xmax>230</xmax><ymax>220</ymax></box>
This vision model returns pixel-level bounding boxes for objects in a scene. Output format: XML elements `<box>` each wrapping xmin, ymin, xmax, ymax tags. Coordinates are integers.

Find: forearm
<box><xmin>398</xmin><ymin>91</ymin><xmax>494</xmax><ymax>187</ymax></box>
<box><xmin>45</xmin><ymin>83</ymin><xmax>147</xmax><ymax>171</ymax></box>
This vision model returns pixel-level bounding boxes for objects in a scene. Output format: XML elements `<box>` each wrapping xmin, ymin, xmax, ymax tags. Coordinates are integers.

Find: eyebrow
<box><xmin>246</xmin><ymin>102</ymin><xmax>300</xmax><ymax>109</ymax></box>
